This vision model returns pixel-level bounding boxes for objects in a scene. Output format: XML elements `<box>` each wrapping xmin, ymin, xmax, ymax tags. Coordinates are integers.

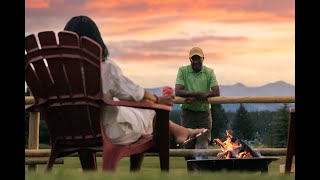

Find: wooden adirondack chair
<box><xmin>25</xmin><ymin>30</ymin><xmax>172</xmax><ymax>172</ymax></box>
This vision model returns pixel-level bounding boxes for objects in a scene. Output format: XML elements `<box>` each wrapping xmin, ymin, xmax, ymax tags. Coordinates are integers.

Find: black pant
<box><xmin>180</xmin><ymin>109</ymin><xmax>212</xmax><ymax>160</ymax></box>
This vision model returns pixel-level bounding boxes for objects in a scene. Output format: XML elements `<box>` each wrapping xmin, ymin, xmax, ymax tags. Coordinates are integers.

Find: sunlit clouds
<box><xmin>26</xmin><ymin>0</ymin><xmax>49</xmax><ymax>8</ymax></box>
<box><xmin>25</xmin><ymin>0</ymin><xmax>294</xmax><ymax>88</ymax></box>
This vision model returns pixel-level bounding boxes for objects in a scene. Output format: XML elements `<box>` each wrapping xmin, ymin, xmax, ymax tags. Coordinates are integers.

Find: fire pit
<box><xmin>187</xmin><ymin>157</ymin><xmax>279</xmax><ymax>173</ymax></box>
<box><xmin>186</xmin><ymin>130</ymin><xmax>280</xmax><ymax>173</ymax></box>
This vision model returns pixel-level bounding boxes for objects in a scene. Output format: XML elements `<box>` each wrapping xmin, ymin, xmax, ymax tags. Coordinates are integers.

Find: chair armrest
<box><xmin>102</xmin><ymin>99</ymin><xmax>172</xmax><ymax>111</ymax></box>
<box><xmin>25</xmin><ymin>96</ymin><xmax>39</xmax><ymax>112</ymax></box>
<box><xmin>25</xmin><ymin>104</ymin><xmax>41</xmax><ymax>112</ymax></box>
<box><xmin>25</xmin><ymin>104</ymin><xmax>35</xmax><ymax>112</ymax></box>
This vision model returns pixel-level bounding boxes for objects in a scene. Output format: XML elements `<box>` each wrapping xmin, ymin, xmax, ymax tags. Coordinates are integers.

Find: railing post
<box><xmin>28</xmin><ymin>112</ymin><xmax>40</xmax><ymax>171</ymax></box>
<box><xmin>285</xmin><ymin>108</ymin><xmax>295</xmax><ymax>173</ymax></box>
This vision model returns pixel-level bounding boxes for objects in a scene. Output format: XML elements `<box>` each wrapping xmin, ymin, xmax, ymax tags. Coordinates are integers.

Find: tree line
<box><xmin>170</xmin><ymin>103</ymin><xmax>290</xmax><ymax>148</ymax></box>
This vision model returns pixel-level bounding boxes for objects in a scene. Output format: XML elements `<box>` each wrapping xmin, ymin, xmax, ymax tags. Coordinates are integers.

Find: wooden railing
<box><xmin>25</xmin><ymin>95</ymin><xmax>295</xmax><ymax>172</ymax></box>
<box><xmin>173</xmin><ymin>96</ymin><xmax>295</xmax><ymax>104</ymax></box>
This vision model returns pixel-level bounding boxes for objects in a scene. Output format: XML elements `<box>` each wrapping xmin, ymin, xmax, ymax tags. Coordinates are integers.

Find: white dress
<box><xmin>100</xmin><ymin>59</ymin><xmax>155</xmax><ymax>145</ymax></box>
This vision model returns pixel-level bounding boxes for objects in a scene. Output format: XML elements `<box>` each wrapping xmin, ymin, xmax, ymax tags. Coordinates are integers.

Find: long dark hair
<box><xmin>64</xmin><ymin>15</ymin><xmax>109</xmax><ymax>60</ymax></box>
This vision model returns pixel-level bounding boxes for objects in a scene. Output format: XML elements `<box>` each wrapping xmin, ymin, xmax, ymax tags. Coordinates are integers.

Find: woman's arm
<box><xmin>141</xmin><ymin>90</ymin><xmax>174</xmax><ymax>106</ymax></box>
<box><xmin>142</xmin><ymin>90</ymin><xmax>158</xmax><ymax>103</ymax></box>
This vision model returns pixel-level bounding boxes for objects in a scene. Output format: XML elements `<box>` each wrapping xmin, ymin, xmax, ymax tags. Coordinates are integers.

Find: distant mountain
<box><xmin>220</xmin><ymin>81</ymin><xmax>294</xmax><ymax>96</ymax></box>
<box><xmin>145</xmin><ymin>81</ymin><xmax>295</xmax><ymax>112</ymax></box>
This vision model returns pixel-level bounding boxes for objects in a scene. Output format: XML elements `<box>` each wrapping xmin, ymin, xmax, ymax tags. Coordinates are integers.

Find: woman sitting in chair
<box><xmin>63</xmin><ymin>15</ymin><xmax>207</xmax><ymax>146</ymax></box>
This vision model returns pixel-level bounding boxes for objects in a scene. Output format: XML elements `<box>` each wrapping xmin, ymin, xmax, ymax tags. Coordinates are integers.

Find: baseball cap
<box><xmin>189</xmin><ymin>47</ymin><xmax>204</xmax><ymax>58</ymax></box>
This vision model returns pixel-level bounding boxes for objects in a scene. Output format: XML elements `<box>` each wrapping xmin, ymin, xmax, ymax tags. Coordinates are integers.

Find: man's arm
<box><xmin>176</xmin><ymin>84</ymin><xmax>219</xmax><ymax>98</ymax></box>
<box><xmin>192</xmin><ymin>85</ymin><xmax>220</xmax><ymax>102</ymax></box>
<box><xmin>175</xmin><ymin>84</ymin><xmax>199</xmax><ymax>97</ymax></box>
<box><xmin>175</xmin><ymin>84</ymin><xmax>199</xmax><ymax>104</ymax></box>
<box><xmin>175</xmin><ymin>84</ymin><xmax>220</xmax><ymax>104</ymax></box>
<box><xmin>175</xmin><ymin>84</ymin><xmax>213</xmax><ymax>103</ymax></box>
<box><xmin>207</xmin><ymin>85</ymin><xmax>220</xmax><ymax>97</ymax></box>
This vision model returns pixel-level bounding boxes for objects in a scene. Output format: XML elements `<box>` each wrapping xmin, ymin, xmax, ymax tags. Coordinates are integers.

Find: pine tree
<box><xmin>271</xmin><ymin>104</ymin><xmax>289</xmax><ymax>147</ymax></box>
<box><xmin>231</xmin><ymin>103</ymin><xmax>254</xmax><ymax>140</ymax></box>
<box><xmin>249</xmin><ymin>110</ymin><xmax>275</xmax><ymax>146</ymax></box>
<box><xmin>211</xmin><ymin>104</ymin><xmax>229</xmax><ymax>141</ymax></box>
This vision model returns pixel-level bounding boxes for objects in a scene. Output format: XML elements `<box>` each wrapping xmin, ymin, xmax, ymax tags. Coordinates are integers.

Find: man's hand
<box><xmin>195</xmin><ymin>92</ymin><xmax>209</xmax><ymax>102</ymax></box>
<box><xmin>185</xmin><ymin>97</ymin><xmax>197</xmax><ymax>104</ymax></box>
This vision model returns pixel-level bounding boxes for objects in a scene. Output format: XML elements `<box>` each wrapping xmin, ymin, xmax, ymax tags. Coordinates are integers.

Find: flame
<box><xmin>214</xmin><ymin>130</ymin><xmax>253</xmax><ymax>159</ymax></box>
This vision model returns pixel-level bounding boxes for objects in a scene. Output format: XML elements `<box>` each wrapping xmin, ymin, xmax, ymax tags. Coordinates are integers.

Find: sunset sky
<box><xmin>25</xmin><ymin>0</ymin><xmax>295</xmax><ymax>89</ymax></box>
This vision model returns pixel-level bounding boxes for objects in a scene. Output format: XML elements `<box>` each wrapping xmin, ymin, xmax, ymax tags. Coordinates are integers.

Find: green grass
<box><xmin>25</xmin><ymin>156</ymin><xmax>295</xmax><ymax>180</ymax></box>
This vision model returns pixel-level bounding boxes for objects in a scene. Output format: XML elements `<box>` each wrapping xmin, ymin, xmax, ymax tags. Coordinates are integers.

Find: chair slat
<box><xmin>60</xmin><ymin>59</ymin><xmax>86</xmax><ymax>97</ymax></box>
<box><xmin>29</xmin><ymin>60</ymin><xmax>52</xmax><ymax>100</ymax></box>
<box><xmin>38</xmin><ymin>31</ymin><xmax>58</xmax><ymax>48</ymax></box>
<box><xmin>46</xmin><ymin>57</ymin><xmax>83</xmax><ymax>99</ymax></box>
<box><xmin>25</xmin><ymin>34</ymin><xmax>39</xmax><ymax>53</ymax></box>
<box><xmin>82</xmin><ymin>61</ymin><xmax>101</xmax><ymax>99</ymax></box>
<box><xmin>80</xmin><ymin>37</ymin><xmax>101</xmax><ymax>99</ymax></box>
<box><xmin>25</xmin><ymin>66</ymin><xmax>41</xmax><ymax>102</ymax></box>
<box><xmin>80</xmin><ymin>37</ymin><xmax>101</xmax><ymax>65</ymax></box>
<box><xmin>58</xmin><ymin>31</ymin><xmax>79</xmax><ymax>47</ymax></box>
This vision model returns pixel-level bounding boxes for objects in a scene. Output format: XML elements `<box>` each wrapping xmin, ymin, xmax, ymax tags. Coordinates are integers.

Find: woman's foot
<box><xmin>175</xmin><ymin>128</ymin><xmax>208</xmax><ymax>146</ymax></box>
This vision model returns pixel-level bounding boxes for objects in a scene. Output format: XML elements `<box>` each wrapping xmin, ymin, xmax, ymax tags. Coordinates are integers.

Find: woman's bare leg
<box><xmin>169</xmin><ymin>120</ymin><xmax>205</xmax><ymax>144</ymax></box>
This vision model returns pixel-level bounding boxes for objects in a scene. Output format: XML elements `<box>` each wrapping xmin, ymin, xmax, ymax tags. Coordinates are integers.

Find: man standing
<box><xmin>175</xmin><ymin>46</ymin><xmax>220</xmax><ymax>160</ymax></box>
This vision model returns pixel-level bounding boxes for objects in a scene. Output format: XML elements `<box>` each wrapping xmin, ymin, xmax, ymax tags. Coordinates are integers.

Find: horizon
<box><xmin>25</xmin><ymin>80</ymin><xmax>294</xmax><ymax>93</ymax></box>
<box><xmin>26</xmin><ymin>0</ymin><xmax>295</xmax><ymax>88</ymax></box>
<box><xmin>146</xmin><ymin>80</ymin><xmax>295</xmax><ymax>89</ymax></box>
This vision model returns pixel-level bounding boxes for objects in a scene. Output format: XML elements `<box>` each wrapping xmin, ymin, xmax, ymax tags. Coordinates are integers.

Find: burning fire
<box><xmin>214</xmin><ymin>130</ymin><xmax>253</xmax><ymax>159</ymax></box>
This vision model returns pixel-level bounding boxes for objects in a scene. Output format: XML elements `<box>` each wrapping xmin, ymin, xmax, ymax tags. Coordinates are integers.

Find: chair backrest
<box><xmin>25</xmin><ymin>31</ymin><xmax>103</xmax><ymax>142</ymax></box>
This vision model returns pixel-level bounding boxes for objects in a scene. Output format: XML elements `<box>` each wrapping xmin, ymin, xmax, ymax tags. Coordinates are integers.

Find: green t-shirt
<box><xmin>175</xmin><ymin>65</ymin><xmax>218</xmax><ymax>111</ymax></box>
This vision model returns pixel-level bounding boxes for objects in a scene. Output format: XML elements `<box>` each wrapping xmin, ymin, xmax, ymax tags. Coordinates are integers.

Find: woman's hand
<box><xmin>158</xmin><ymin>95</ymin><xmax>175</xmax><ymax>106</ymax></box>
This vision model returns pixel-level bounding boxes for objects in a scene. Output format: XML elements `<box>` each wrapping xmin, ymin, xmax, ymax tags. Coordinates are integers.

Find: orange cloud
<box><xmin>26</xmin><ymin>0</ymin><xmax>49</xmax><ymax>8</ymax></box>
<box><xmin>26</xmin><ymin>0</ymin><xmax>294</xmax><ymax>39</ymax></box>
<box><xmin>82</xmin><ymin>0</ymin><xmax>294</xmax><ymax>23</ymax></box>
<box><xmin>25</xmin><ymin>0</ymin><xmax>295</xmax><ymax>87</ymax></box>
<box><xmin>77</xmin><ymin>0</ymin><xmax>294</xmax><ymax>40</ymax></box>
